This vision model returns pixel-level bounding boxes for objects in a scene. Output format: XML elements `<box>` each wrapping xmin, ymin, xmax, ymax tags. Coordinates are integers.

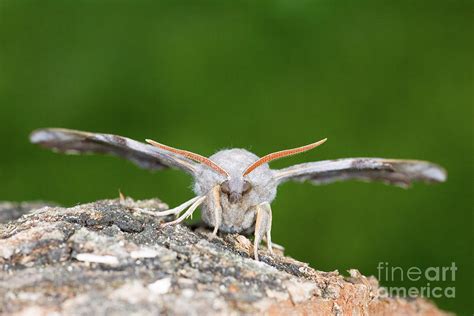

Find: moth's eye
<box><xmin>242</xmin><ymin>181</ymin><xmax>252</xmax><ymax>194</ymax></box>
<box><xmin>221</xmin><ymin>181</ymin><xmax>230</xmax><ymax>194</ymax></box>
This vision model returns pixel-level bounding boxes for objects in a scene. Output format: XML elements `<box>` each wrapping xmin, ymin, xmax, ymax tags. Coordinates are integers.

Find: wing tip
<box><xmin>425</xmin><ymin>164</ymin><xmax>447</xmax><ymax>183</ymax></box>
<box><xmin>29</xmin><ymin>128</ymin><xmax>66</xmax><ymax>144</ymax></box>
<box><xmin>30</xmin><ymin>128</ymin><xmax>92</xmax><ymax>144</ymax></box>
<box><xmin>30</xmin><ymin>128</ymin><xmax>51</xmax><ymax>144</ymax></box>
<box><xmin>390</xmin><ymin>159</ymin><xmax>447</xmax><ymax>184</ymax></box>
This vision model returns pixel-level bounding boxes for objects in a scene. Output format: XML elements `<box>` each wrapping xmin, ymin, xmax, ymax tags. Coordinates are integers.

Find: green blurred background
<box><xmin>0</xmin><ymin>0</ymin><xmax>472</xmax><ymax>313</ymax></box>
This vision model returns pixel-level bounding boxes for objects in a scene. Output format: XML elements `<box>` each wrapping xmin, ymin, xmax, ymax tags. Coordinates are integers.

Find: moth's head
<box><xmin>146</xmin><ymin>138</ymin><xmax>327</xmax><ymax>204</ymax></box>
<box><xmin>220</xmin><ymin>178</ymin><xmax>251</xmax><ymax>203</ymax></box>
<box><xmin>208</xmin><ymin>148</ymin><xmax>260</xmax><ymax>204</ymax></box>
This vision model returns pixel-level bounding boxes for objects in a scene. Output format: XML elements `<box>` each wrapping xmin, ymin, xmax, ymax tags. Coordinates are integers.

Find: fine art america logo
<box><xmin>377</xmin><ymin>262</ymin><xmax>457</xmax><ymax>298</ymax></box>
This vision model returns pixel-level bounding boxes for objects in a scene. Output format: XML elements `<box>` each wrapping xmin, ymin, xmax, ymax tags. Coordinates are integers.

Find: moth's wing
<box><xmin>30</xmin><ymin>128</ymin><xmax>198</xmax><ymax>175</ymax></box>
<box><xmin>273</xmin><ymin>158</ymin><xmax>446</xmax><ymax>188</ymax></box>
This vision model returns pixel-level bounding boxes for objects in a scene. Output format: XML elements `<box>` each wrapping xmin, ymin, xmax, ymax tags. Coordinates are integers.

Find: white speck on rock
<box><xmin>348</xmin><ymin>269</ymin><xmax>361</xmax><ymax>278</ymax></box>
<box><xmin>130</xmin><ymin>248</ymin><xmax>160</xmax><ymax>259</ymax></box>
<box><xmin>182</xmin><ymin>289</ymin><xmax>194</xmax><ymax>298</ymax></box>
<box><xmin>109</xmin><ymin>281</ymin><xmax>149</xmax><ymax>304</ymax></box>
<box><xmin>265</xmin><ymin>288</ymin><xmax>290</xmax><ymax>301</ymax></box>
<box><xmin>284</xmin><ymin>279</ymin><xmax>317</xmax><ymax>304</ymax></box>
<box><xmin>0</xmin><ymin>245</ymin><xmax>14</xmax><ymax>259</ymax></box>
<box><xmin>75</xmin><ymin>253</ymin><xmax>119</xmax><ymax>266</ymax></box>
<box><xmin>148</xmin><ymin>277</ymin><xmax>172</xmax><ymax>295</ymax></box>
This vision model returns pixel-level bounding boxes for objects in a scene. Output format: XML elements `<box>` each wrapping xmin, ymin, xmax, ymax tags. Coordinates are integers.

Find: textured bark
<box><xmin>0</xmin><ymin>198</ymin><xmax>450</xmax><ymax>316</ymax></box>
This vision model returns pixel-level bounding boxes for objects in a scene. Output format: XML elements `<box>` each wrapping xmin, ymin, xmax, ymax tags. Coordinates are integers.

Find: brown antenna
<box><xmin>243</xmin><ymin>138</ymin><xmax>327</xmax><ymax>176</ymax></box>
<box><xmin>146</xmin><ymin>139</ymin><xmax>229</xmax><ymax>177</ymax></box>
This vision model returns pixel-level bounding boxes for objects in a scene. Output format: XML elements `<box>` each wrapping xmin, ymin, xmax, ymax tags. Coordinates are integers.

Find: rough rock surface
<box><xmin>0</xmin><ymin>198</ymin><xmax>449</xmax><ymax>315</ymax></box>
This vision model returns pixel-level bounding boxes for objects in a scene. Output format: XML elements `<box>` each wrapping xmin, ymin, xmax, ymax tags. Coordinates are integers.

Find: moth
<box><xmin>30</xmin><ymin>128</ymin><xmax>447</xmax><ymax>260</ymax></box>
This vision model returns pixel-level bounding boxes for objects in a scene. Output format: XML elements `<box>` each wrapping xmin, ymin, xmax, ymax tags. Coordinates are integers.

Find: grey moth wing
<box><xmin>30</xmin><ymin>128</ymin><xmax>198</xmax><ymax>175</ymax></box>
<box><xmin>273</xmin><ymin>158</ymin><xmax>447</xmax><ymax>188</ymax></box>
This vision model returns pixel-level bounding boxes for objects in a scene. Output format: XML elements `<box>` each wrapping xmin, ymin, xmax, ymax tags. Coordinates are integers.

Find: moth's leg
<box><xmin>138</xmin><ymin>196</ymin><xmax>202</xmax><ymax>217</ymax></box>
<box><xmin>263</xmin><ymin>237</ymin><xmax>285</xmax><ymax>251</ymax></box>
<box><xmin>118</xmin><ymin>189</ymin><xmax>126</xmax><ymax>202</ymax></box>
<box><xmin>210</xmin><ymin>185</ymin><xmax>222</xmax><ymax>236</ymax></box>
<box><xmin>266</xmin><ymin>226</ymin><xmax>273</xmax><ymax>254</ymax></box>
<box><xmin>254</xmin><ymin>202</ymin><xmax>272</xmax><ymax>261</ymax></box>
<box><xmin>162</xmin><ymin>196</ymin><xmax>206</xmax><ymax>227</ymax></box>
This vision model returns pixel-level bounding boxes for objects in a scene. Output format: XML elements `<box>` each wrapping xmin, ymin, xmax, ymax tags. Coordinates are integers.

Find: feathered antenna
<box><xmin>146</xmin><ymin>139</ymin><xmax>229</xmax><ymax>177</ymax></box>
<box><xmin>243</xmin><ymin>138</ymin><xmax>327</xmax><ymax>176</ymax></box>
